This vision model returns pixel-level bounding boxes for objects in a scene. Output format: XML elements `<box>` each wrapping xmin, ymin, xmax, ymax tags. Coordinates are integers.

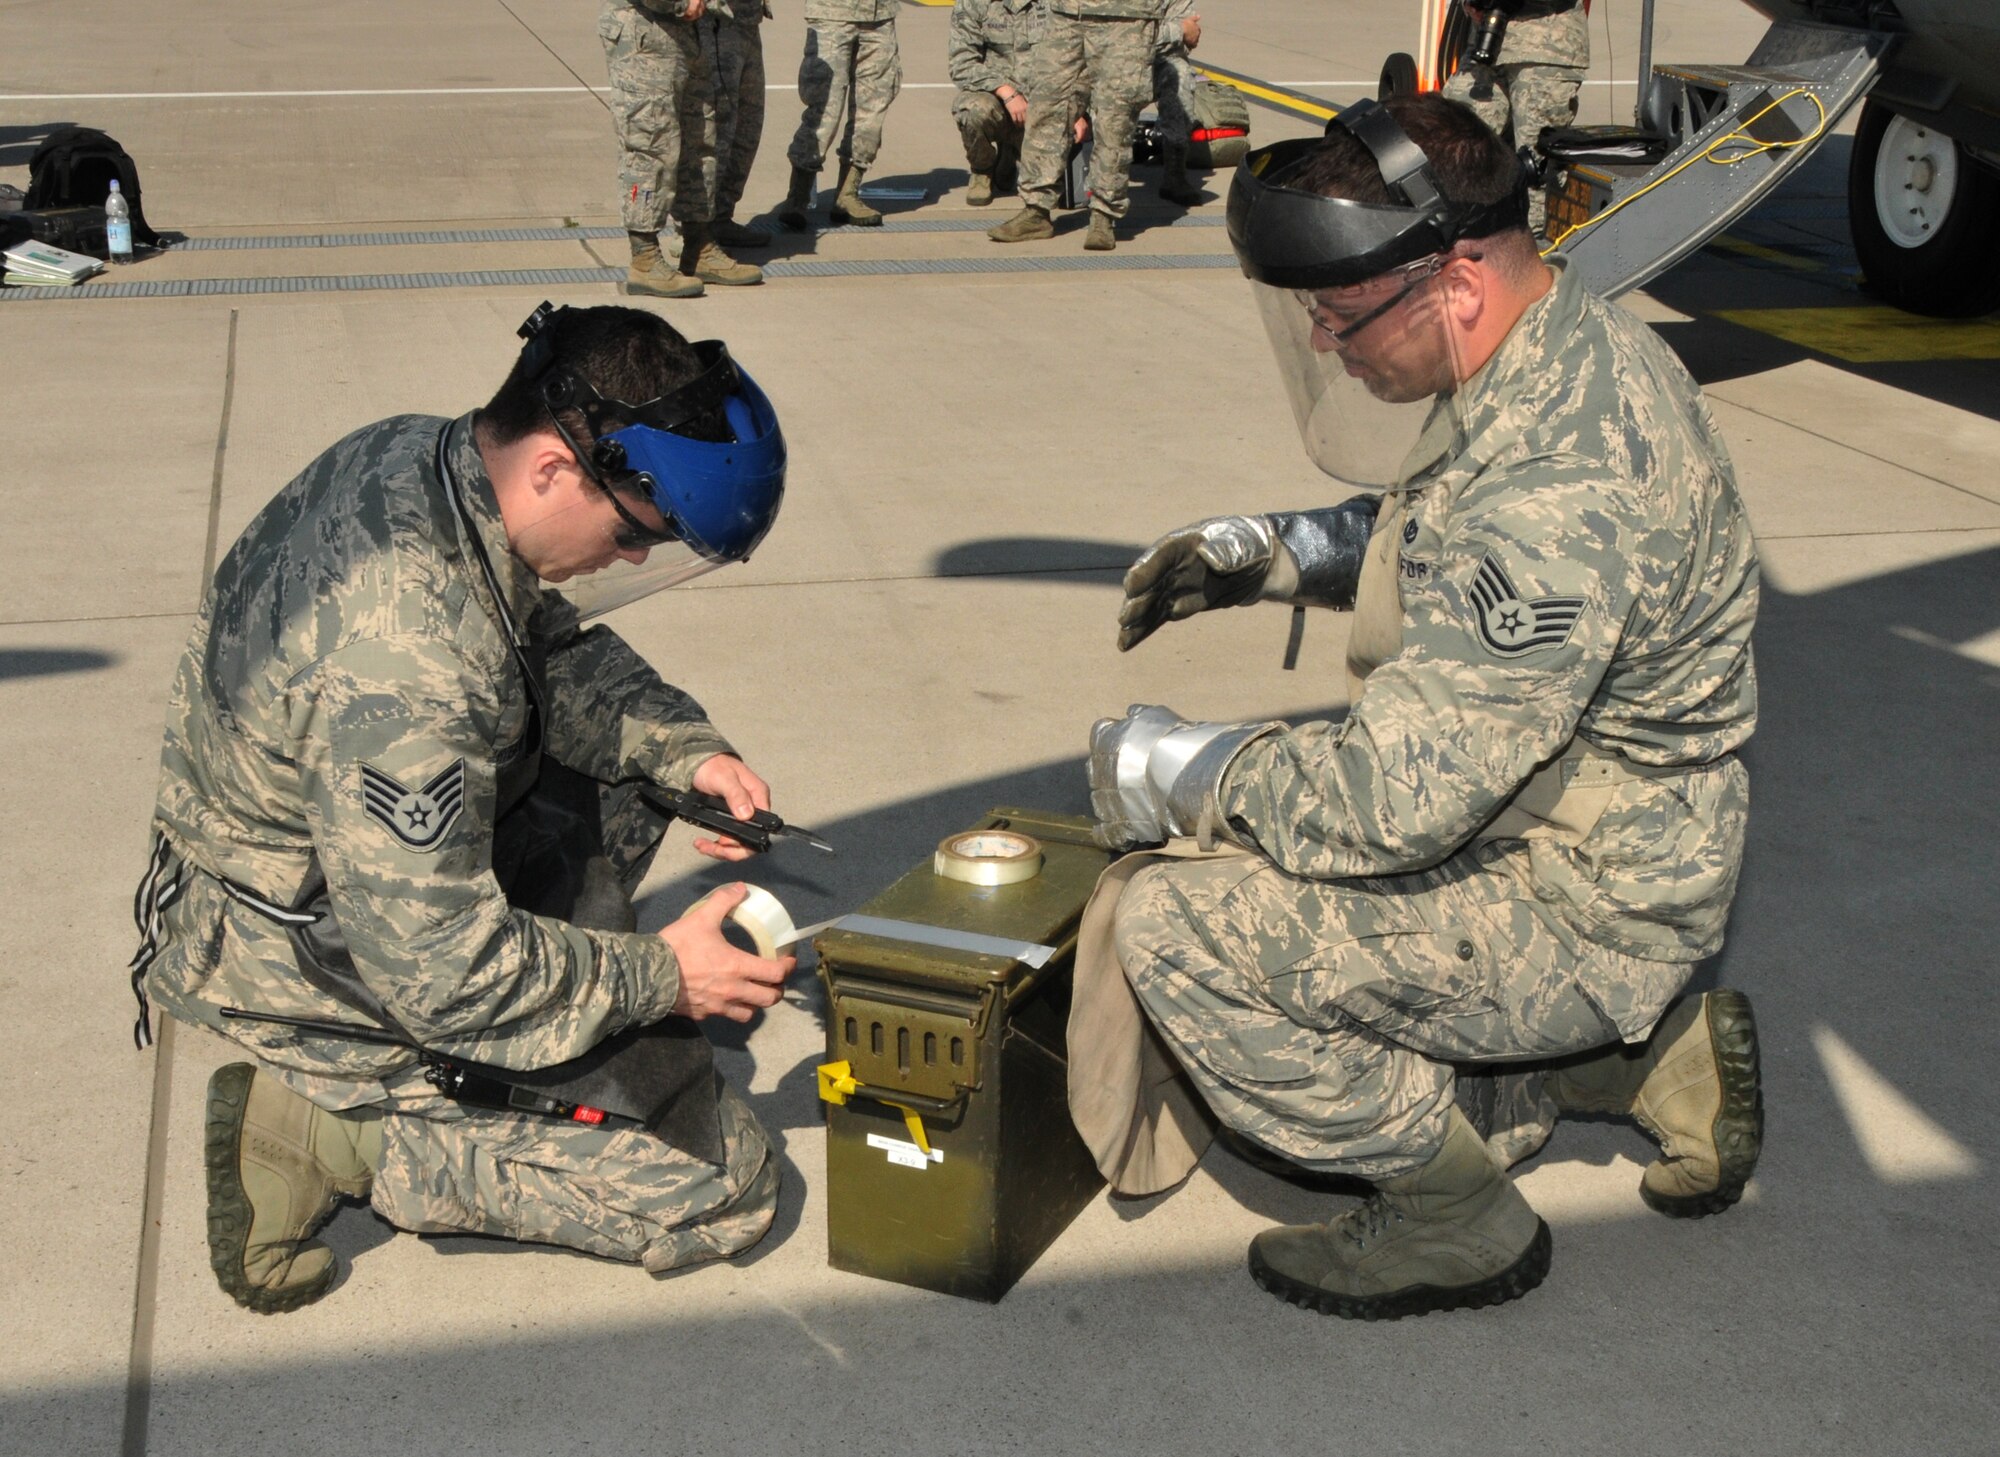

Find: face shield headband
<box><xmin>515</xmin><ymin>303</ymin><xmax>787</xmax><ymax>567</ymax></box>
<box><xmin>1225</xmin><ymin>98</ymin><xmax>1529</xmax><ymax>292</ymax></box>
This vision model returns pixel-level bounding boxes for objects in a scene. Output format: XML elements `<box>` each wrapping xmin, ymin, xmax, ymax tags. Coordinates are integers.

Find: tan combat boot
<box><xmin>710</xmin><ymin>213</ymin><xmax>772</xmax><ymax>250</ymax></box>
<box><xmin>204</xmin><ymin>1062</ymin><xmax>383</xmax><ymax>1314</ymax></box>
<box><xmin>679</xmin><ymin>223</ymin><xmax>763</xmax><ymax>287</ymax></box>
<box><xmin>1084</xmin><ymin>213</ymin><xmax>1116</xmax><ymax>251</ymax></box>
<box><xmin>830</xmin><ymin>161</ymin><xmax>883</xmax><ymax>226</ymax></box>
<box><xmin>989</xmin><ymin>204</ymin><xmax>1054</xmax><ymax>243</ymax></box>
<box><xmin>776</xmin><ymin>166</ymin><xmax>816</xmax><ymax>233</ymax></box>
<box><xmin>1549</xmin><ymin>989</ymin><xmax>1763</xmax><ymax>1217</ymax></box>
<box><xmin>1159</xmin><ymin>146</ymin><xmax>1204</xmax><ymax>206</ymax></box>
<box><xmin>1248</xmin><ymin>1107</ymin><xmax>1551</xmax><ymax>1320</ymax></box>
<box><xmin>966</xmin><ymin>171</ymin><xmax>994</xmax><ymax>207</ymax></box>
<box><xmin>624</xmin><ymin>233</ymin><xmax>704</xmax><ymax>299</ymax></box>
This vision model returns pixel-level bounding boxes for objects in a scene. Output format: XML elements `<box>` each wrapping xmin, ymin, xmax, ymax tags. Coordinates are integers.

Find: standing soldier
<box><xmin>988</xmin><ymin>0</ymin><xmax>1163</xmax><ymax>252</ymax></box>
<box><xmin>699</xmin><ymin>0</ymin><xmax>776</xmax><ymax>250</ymax></box>
<box><xmin>776</xmin><ymin>0</ymin><xmax>903</xmax><ymax>231</ymax></box>
<box><xmin>1441</xmin><ymin>0</ymin><xmax>1589</xmax><ymax>235</ymax></box>
<box><xmin>1151</xmin><ymin>2</ymin><xmax>1203</xmax><ymax>206</ymax></box>
<box><xmin>949</xmin><ymin>0</ymin><xmax>1048</xmax><ymax>208</ymax></box>
<box><xmin>600</xmin><ymin>0</ymin><xmax>762</xmax><ymax>296</ymax></box>
<box><xmin>1075</xmin><ymin>96</ymin><xmax>1764</xmax><ymax>1319</ymax></box>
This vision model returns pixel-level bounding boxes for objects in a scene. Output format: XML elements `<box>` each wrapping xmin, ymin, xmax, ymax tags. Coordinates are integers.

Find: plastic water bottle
<box><xmin>105</xmin><ymin>178</ymin><xmax>133</xmax><ymax>263</ymax></box>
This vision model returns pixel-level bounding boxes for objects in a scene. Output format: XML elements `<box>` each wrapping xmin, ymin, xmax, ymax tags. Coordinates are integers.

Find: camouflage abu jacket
<box><xmin>141</xmin><ymin>413</ymin><xmax>733</xmax><ymax>1103</ymax></box>
<box><xmin>949</xmin><ymin>0</ymin><xmax>1047</xmax><ymax>95</ymax></box>
<box><xmin>1223</xmin><ymin>260</ymin><xmax>1760</xmax><ymax>961</ymax></box>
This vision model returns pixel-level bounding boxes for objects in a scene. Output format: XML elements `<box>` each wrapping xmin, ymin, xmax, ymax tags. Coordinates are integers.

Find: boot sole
<box><xmin>622</xmin><ymin>281</ymin><xmax>704</xmax><ymax>300</ymax></box>
<box><xmin>1249</xmin><ymin>1218</ymin><xmax>1552</xmax><ymax>1321</ymax></box>
<box><xmin>829</xmin><ymin>210</ymin><xmax>883</xmax><ymax>227</ymax></box>
<box><xmin>1643</xmin><ymin>989</ymin><xmax>1763</xmax><ymax>1219</ymax></box>
<box><xmin>204</xmin><ymin>1063</ymin><xmax>332</xmax><ymax>1315</ymax></box>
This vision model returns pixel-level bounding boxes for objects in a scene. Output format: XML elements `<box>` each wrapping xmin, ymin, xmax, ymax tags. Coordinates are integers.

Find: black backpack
<box><xmin>25</xmin><ymin>126</ymin><xmax>163</xmax><ymax>246</ymax></box>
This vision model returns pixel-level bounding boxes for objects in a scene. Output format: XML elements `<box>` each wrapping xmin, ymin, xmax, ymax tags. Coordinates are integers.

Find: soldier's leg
<box><xmin>1507</xmin><ymin>62</ymin><xmax>1584</xmax><ymax>234</ymax></box>
<box><xmin>954</xmin><ymin>90</ymin><xmax>1009</xmax><ymax>175</ymax></box>
<box><xmin>787</xmin><ymin>19</ymin><xmax>858</xmax><ymax>175</ymax></box>
<box><xmin>1440</xmin><ymin>62</ymin><xmax>1512</xmax><ymax>141</ymax></box>
<box><xmin>705</xmin><ymin>17</ymin><xmax>766</xmax><ymax>225</ymax></box>
<box><xmin>841</xmin><ymin>16</ymin><xmax>902</xmax><ymax>172</ymax></box>
<box><xmin>1154</xmin><ymin>52</ymin><xmax>1203</xmax><ymax>205</ymax></box>
<box><xmin>1115</xmin><ymin>850</ymin><xmax>1627</xmax><ymax>1178</ymax></box>
<box><xmin>1078</xmin><ymin>16</ymin><xmax>1153</xmax><ymax>225</ymax></box>
<box><xmin>601</xmin><ymin>0</ymin><xmax>691</xmax><ymax>237</ymax></box>
<box><xmin>1013</xmin><ymin>12</ymin><xmax>1085</xmax><ymax>215</ymax></box>
<box><xmin>371</xmin><ymin>1075</ymin><xmax>779</xmax><ymax>1273</ymax></box>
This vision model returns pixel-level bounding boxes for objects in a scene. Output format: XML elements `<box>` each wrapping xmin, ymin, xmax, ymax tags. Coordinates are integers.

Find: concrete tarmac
<box><xmin>2</xmin><ymin>2</ymin><xmax>1995</xmax><ymax>1454</ymax></box>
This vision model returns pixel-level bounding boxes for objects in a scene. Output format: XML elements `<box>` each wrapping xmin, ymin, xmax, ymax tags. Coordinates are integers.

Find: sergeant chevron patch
<box><xmin>362</xmin><ymin>759</ymin><xmax>466</xmax><ymax>850</ymax></box>
<box><xmin>1469</xmin><ymin>555</ymin><xmax>1585</xmax><ymax>658</ymax></box>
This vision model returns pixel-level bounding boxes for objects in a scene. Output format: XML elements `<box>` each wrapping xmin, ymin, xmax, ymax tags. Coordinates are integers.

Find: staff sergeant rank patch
<box><xmin>362</xmin><ymin>758</ymin><xmax>466</xmax><ymax>851</ymax></box>
<box><xmin>1469</xmin><ymin>554</ymin><xmax>1585</xmax><ymax>658</ymax></box>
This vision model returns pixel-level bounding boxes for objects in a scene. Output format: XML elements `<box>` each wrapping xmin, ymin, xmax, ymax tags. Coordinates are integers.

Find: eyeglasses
<box><xmin>598</xmin><ymin>477</ymin><xmax>680</xmax><ymax>552</ymax></box>
<box><xmin>1298</xmin><ymin>252</ymin><xmax>1476</xmax><ymax>345</ymax></box>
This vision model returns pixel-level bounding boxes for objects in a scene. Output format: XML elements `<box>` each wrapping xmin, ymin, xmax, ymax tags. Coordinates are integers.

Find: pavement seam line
<box><xmin>121</xmin><ymin>306</ymin><xmax>238</xmax><ymax>1457</ymax></box>
<box><xmin>492</xmin><ymin>0</ymin><xmax>608</xmax><ymax>110</ymax></box>
<box><xmin>1707</xmin><ymin>390</ymin><xmax>2000</xmax><ymax>511</ymax></box>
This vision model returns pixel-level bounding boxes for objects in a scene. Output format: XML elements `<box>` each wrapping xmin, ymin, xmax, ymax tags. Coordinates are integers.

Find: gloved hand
<box><xmin>1088</xmin><ymin>704</ymin><xmax>1281</xmax><ymax>851</ymax></box>
<box><xmin>1116</xmin><ymin>516</ymin><xmax>1277</xmax><ymax>652</ymax></box>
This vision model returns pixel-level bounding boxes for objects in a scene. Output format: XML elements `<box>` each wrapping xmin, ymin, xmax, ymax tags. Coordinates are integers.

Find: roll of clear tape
<box><xmin>718</xmin><ymin>884</ymin><xmax>796</xmax><ymax>958</ymax></box>
<box><xmin>933</xmin><ymin>829</ymin><xmax>1044</xmax><ymax>886</ymax></box>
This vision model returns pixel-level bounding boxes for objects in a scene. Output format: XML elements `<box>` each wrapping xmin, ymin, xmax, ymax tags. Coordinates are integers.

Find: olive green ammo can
<box><xmin>815</xmin><ymin>808</ymin><xmax>1112</xmax><ymax>1302</ymax></box>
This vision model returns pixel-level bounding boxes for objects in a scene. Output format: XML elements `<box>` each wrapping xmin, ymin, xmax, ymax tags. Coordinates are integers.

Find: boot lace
<box><xmin>1337</xmin><ymin>1196</ymin><xmax>1405</xmax><ymax>1251</ymax></box>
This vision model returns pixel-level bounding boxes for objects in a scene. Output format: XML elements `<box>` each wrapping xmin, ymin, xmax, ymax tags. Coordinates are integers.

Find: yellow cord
<box><xmin>1541</xmin><ymin>87</ymin><xmax>1830</xmax><ymax>255</ymax></box>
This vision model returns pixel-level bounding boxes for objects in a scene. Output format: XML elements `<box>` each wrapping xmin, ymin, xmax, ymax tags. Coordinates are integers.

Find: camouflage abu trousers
<box><xmin>953</xmin><ymin>90</ymin><xmax>1024</xmax><ymax>176</ymax></box>
<box><xmin>601</xmin><ymin>0</ymin><xmax>717</xmax><ymax>233</ymax></box>
<box><xmin>699</xmin><ymin>13</ymin><xmax>767</xmax><ymax>220</ymax></box>
<box><xmin>787</xmin><ymin>17</ymin><xmax>902</xmax><ymax>173</ymax></box>
<box><xmin>372</xmin><ymin>1074</ymin><xmax>778</xmax><ymax>1273</ymax></box>
<box><xmin>1440</xmin><ymin>8</ymin><xmax>1587</xmax><ymax>233</ymax></box>
<box><xmin>1152</xmin><ymin>50</ymin><xmax>1195</xmax><ymax>150</ymax></box>
<box><xmin>1018</xmin><ymin>12</ymin><xmax>1154</xmax><ymax>219</ymax></box>
<box><xmin>1113</xmin><ymin>840</ymin><xmax>1689</xmax><ymax>1180</ymax></box>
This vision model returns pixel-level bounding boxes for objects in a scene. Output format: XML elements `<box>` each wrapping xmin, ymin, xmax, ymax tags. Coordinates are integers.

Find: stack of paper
<box><xmin>3</xmin><ymin>238</ymin><xmax>105</xmax><ymax>287</ymax></box>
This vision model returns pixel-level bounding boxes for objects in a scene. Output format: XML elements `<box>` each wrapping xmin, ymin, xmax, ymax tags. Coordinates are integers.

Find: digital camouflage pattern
<box><xmin>699</xmin><ymin>4</ymin><xmax>769</xmax><ymax>221</ymax></box>
<box><xmin>1441</xmin><ymin>5</ymin><xmax>1589</xmax><ymax>231</ymax></box>
<box><xmin>1152</xmin><ymin>0</ymin><xmax>1196</xmax><ymax>149</ymax></box>
<box><xmin>142</xmin><ymin>412</ymin><xmax>773</xmax><ymax>1263</ymax></box>
<box><xmin>1111</xmin><ymin>258</ymin><xmax>1758</xmax><ymax>1175</ymax></box>
<box><xmin>950</xmin><ymin>0</ymin><xmax>1046</xmax><ymax>173</ymax></box>
<box><xmin>145</xmin><ymin>414</ymin><xmax>735</xmax><ymax>1093</ymax></box>
<box><xmin>602</xmin><ymin>0</ymin><xmax>718</xmax><ymax>233</ymax></box>
<box><xmin>375</xmin><ymin>1073</ymin><xmax>777</xmax><ymax>1270</ymax></box>
<box><xmin>1017</xmin><ymin>8</ymin><xmax>1160</xmax><ymax>219</ymax></box>
<box><xmin>787</xmin><ymin>9</ymin><xmax>902</xmax><ymax>173</ymax></box>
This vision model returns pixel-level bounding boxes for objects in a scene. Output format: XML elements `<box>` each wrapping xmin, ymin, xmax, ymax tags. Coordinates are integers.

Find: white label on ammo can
<box><xmin>866</xmin><ymin>1133</ymin><xmax>944</xmax><ymax>1169</ymax></box>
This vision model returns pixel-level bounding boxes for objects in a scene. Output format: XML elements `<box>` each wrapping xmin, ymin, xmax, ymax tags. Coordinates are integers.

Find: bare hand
<box><xmin>688</xmin><ymin>753</ymin><xmax>772</xmax><ymax>862</ymax></box>
<box><xmin>1073</xmin><ymin>114</ymin><xmax>1091</xmax><ymax>145</ymax></box>
<box><xmin>1002</xmin><ymin>88</ymin><xmax>1029</xmax><ymax>127</ymax></box>
<box><xmin>1183</xmin><ymin>14</ymin><xmax>1201</xmax><ymax>49</ymax></box>
<box><xmin>661</xmin><ymin>882</ymin><xmax>796</xmax><ymax>1022</ymax></box>
<box><xmin>685</xmin><ymin>0</ymin><xmax>708</xmax><ymax>18</ymax></box>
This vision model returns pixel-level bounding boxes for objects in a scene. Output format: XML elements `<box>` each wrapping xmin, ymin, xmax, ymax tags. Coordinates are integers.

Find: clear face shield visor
<box><xmin>1248</xmin><ymin>255</ymin><xmax>1471</xmax><ymax>490</ymax></box>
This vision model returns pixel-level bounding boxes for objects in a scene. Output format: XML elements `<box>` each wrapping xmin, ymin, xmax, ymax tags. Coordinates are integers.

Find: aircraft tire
<box><xmin>1379</xmin><ymin>52</ymin><xmax>1420</xmax><ymax>101</ymax></box>
<box><xmin>1848</xmin><ymin>99</ymin><xmax>2000</xmax><ymax>318</ymax></box>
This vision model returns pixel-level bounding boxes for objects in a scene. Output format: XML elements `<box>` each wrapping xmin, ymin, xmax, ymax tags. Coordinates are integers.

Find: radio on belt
<box><xmin>813</xmin><ymin>807</ymin><xmax>1110</xmax><ymax>1302</ymax></box>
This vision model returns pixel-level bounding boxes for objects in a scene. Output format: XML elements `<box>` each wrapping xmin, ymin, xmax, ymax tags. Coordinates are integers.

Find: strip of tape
<box><xmin>832</xmin><ymin>914</ymin><xmax>1057</xmax><ymax>969</ymax></box>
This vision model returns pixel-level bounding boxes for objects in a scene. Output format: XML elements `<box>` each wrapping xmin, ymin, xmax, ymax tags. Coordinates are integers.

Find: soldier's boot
<box><xmin>966</xmin><ymin>171</ymin><xmax>994</xmax><ymax>207</ymax></box>
<box><xmin>679</xmin><ymin>222</ymin><xmax>764</xmax><ymax>287</ymax></box>
<box><xmin>1159</xmin><ymin>146</ymin><xmax>1205</xmax><ymax>206</ymax></box>
<box><xmin>710</xmin><ymin>213</ymin><xmax>773</xmax><ymax>250</ymax></box>
<box><xmin>989</xmin><ymin>204</ymin><xmax>1054</xmax><ymax>243</ymax></box>
<box><xmin>204</xmin><ymin>1062</ymin><xmax>383</xmax><ymax>1314</ymax></box>
<box><xmin>1248</xmin><ymin>1107</ymin><xmax>1552</xmax><ymax>1320</ymax></box>
<box><xmin>829</xmin><ymin>162</ymin><xmax>884</xmax><ymax>226</ymax></box>
<box><xmin>1084</xmin><ymin>212</ymin><xmax>1116</xmax><ymax>251</ymax></box>
<box><xmin>624</xmin><ymin>232</ymin><xmax>705</xmax><ymax>299</ymax></box>
<box><xmin>776</xmin><ymin>166</ymin><xmax>817</xmax><ymax>233</ymax></box>
<box><xmin>1548</xmin><ymin>989</ymin><xmax>1763</xmax><ymax>1218</ymax></box>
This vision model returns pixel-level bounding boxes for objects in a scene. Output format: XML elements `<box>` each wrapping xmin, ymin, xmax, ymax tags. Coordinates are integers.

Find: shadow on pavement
<box><xmin>0</xmin><ymin>647</ymin><xmax>118</xmax><ymax>681</ymax></box>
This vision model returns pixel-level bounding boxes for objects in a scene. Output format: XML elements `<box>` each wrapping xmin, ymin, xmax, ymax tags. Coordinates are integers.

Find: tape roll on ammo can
<box><xmin>813</xmin><ymin>808</ymin><xmax>1109</xmax><ymax>1302</ymax></box>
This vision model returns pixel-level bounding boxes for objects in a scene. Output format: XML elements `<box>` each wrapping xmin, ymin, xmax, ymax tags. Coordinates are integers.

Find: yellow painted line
<box><xmin>900</xmin><ymin>0</ymin><xmax>953</xmax><ymax>6</ymax></box>
<box><xmin>1193</xmin><ymin>63</ymin><xmax>1339</xmax><ymax>123</ymax></box>
<box><xmin>1708</xmin><ymin>233</ymin><xmax>1827</xmax><ymax>272</ymax></box>
<box><xmin>1714</xmin><ymin>304</ymin><xmax>2000</xmax><ymax>363</ymax></box>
